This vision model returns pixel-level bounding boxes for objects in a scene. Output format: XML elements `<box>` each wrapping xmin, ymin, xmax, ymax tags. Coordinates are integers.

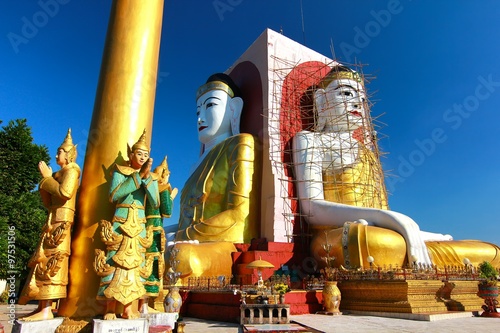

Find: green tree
<box><xmin>0</xmin><ymin>119</ymin><xmax>50</xmax><ymax>283</ymax></box>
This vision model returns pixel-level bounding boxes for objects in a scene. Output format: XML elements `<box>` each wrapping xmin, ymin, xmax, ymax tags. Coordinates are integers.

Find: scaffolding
<box><xmin>267</xmin><ymin>56</ymin><xmax>389</xmax><ymax>243</ymax></box>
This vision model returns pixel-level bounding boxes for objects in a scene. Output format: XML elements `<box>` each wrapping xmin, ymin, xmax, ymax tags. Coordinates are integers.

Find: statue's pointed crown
<box><xmin>131</xmin><ymin>129</ymin><xmax>150</xmax><ymax>153</ymax></box>
<box><xmin>160</xmin><ymin>155</ymin><xmax>168</xmax><ymax>170</ymax></box>
<box><xmin>154</xmin><ymin>155</ymin><xmax>170</xmax><ymax>175</ymax></box>
<box><xmin>58</xmin><ymin>128</ymin><xmax>77</xmax><ymax>162</ymax></box>
<box><xmin>59</xmin><ymin>128</ymin><xmax>74</xmax><ymax>151</ymax></box>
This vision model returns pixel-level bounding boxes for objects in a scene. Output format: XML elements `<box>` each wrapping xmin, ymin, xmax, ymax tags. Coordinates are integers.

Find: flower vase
<box><xmin>279</xmin><ymin>294</ymin><xmax>286</xmax><ymax>304</ymax></box>
<box><xmin>322</xmin><ymin>281</ymin><xmax>341</xmax><ymax>314</ymax></box>
<box><xmin>164</xmin><ymin>286</ymin><xmax>182</xmax><ymax>313</ymax></box>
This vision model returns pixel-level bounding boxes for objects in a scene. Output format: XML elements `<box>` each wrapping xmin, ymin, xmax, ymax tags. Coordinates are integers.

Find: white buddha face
<box><xmin>315</xmin><ymin>78</ymin><xmax>367</xmax><ymax>132</ymax></box>
<box><xmin>196</xmin><ymin>89</ymin><xmax>233</xmax><ymax>145</ymax></box>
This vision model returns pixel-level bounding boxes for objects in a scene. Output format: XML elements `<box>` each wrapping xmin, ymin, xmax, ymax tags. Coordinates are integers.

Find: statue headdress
<box><xmin>318</xmin><ymin>65</ymin><xmax>363</xmax><ymax>89</ymax></box>
<box><xmin>154</xmin><ymin>156</ymin><xmax>170</xmax><ymax>179</ymax></box>
<box><xmin>196</xmin><ymin>73</ymin><xmax>242</xmax><ymax>100</ymax></box>
<box><xmin>127</xmin><ymin>129</ymin><xmax>150</xmax><ymax>156</ymax></box>
<box><xmin>58</xmin><ymin>128</ymin><xmax>77</xmax><ymax>163</ymax></box>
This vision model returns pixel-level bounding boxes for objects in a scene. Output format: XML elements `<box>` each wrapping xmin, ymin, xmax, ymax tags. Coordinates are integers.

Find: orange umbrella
<box><xmin>246</xmin><ymin>257</ymin><xmax>275</xmax><ymax>269</ymax></box>
<box><xmin>247</xmin><ymin>257</ymin><xmax>274</xmax><ymax>287</ymax></box>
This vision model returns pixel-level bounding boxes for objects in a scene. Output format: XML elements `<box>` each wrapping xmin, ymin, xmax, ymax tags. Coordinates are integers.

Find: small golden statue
<box><xmin>141</xmin><ymin>156</ymin><xmax>177</xmax><ymax>313</ymax></box>
<box><xmin>18</xmin><ymin>129</ymin><xmax>81</xmax><ymax>321</ymax></box>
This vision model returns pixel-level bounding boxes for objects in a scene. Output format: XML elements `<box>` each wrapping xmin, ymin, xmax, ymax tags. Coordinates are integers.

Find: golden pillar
<box><xmin>58</xmin><ymin>0</ymin><xmax>164</xmax><ymax>318</ymax></box>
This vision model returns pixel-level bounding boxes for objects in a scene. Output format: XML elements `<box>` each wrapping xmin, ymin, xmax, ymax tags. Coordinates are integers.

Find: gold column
<box><xmin>58</xmin><ymin>0</ymin><xmax>164</xmax><ymax>318</ymax></box>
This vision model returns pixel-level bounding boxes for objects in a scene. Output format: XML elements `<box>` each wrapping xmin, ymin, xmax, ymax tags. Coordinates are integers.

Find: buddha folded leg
<box><xmin>311</xmin><ymin>222</ymin><xmax>500</xmax><ymax>269</ymax></box>
<box><xmin>310</xmin><ymin>223</ymin><xmax>407</xmax><ymax>269</ymax></box>
<box><xmin>167</xmin><ymin>242</ymin><xmax>237</xmax><ymax>284</ymax></box>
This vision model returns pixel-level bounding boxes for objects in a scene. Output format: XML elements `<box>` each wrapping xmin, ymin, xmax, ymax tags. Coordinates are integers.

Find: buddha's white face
<box><xmin>316</xmin><ymin>78</ymin><xmax>367</xmax><ymax>132</ymax></box>
<box><xmin>196</xmin><ymin>89</ymin><xmax>233</xmax><ymax>144</ymax></box>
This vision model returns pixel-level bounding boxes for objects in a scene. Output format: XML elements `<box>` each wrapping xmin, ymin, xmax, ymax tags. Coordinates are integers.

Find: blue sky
<box><xmin>2</xmin><ymin>1</ymin><xmax>500</xmax><ymax>246</ymax></box>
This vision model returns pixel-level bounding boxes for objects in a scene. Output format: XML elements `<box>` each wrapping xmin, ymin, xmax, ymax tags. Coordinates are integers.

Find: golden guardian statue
<box><xmin>94</xmin><ymin>130</ymin><xmax>160</xmax><ymax>320</ymax></box>
<box><xmin>19</xmin><ymin>129</ymin><xmax>81</xmax><ymax>321</ymax></box>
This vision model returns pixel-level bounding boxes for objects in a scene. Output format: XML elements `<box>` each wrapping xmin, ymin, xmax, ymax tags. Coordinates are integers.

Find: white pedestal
<box><xmin>12</xmin><ymin>317</ymin><xmax>64</xmax><ymax>333</ymax></box>
<box><xmin>93</xmin><ymin>318</ymin><xmax>149</xmax><ymax>333</ymax></box>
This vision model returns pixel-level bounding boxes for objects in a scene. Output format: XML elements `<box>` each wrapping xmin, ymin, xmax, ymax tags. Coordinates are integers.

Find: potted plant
<box><xmin>273</xmin><ymin>282</ymin><xmax>291</xmax><ymax>304</ymax></box>
<box><xmin>477</xmin><ymin>261</ymin><xmax>499</xmax><ymax>318</ymax></box>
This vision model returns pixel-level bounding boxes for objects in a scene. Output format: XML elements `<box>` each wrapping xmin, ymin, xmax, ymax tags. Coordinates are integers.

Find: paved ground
<box><xmin>1</xmin><ymin>303</ymin><xmax>499</xmax><ymax>333</ymax></box>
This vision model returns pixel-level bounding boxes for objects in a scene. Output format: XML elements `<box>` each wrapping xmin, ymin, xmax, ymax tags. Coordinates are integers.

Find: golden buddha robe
<box><xmin>19</xmin><ymin>162</ymin><xmax>80</xmax><ymax>303</ymax></box>
<box><xmin>311</xmin><ymin>147</ymin><xmax>500</xmax><ymax>269</ymax></box>
<box><xmin>323</xmin><ymin>147</ymin><xmax>388</xmax><ymax>210</ymax></box>
<box><xmin>176</xmin><ymin>133</ymin><xmax>260</xmax><ymax>244</ymax></box>
<box><xmin>426</xmin><ymin>240</ymin><xmax>500</xmax><ymax>268</ymax></box>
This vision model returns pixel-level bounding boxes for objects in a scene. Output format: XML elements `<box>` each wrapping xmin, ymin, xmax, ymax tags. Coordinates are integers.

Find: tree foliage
<box><xmin>0</xmin><ymin>119</ymin><xmax>50</xmax><ymax>280</ymax></box>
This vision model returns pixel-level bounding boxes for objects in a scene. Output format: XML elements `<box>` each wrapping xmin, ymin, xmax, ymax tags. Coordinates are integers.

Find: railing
<box><xmin>305</xmin><ymin>264</ymin><xmax>489</xmax><ymax>290</ymax></box>
<box><xmin>185</xmin><ymin>275</ymin><xmax>234</xmax><ymax>291</ymax></box>
<box><xmin>185</xmin><ymin>273</ymin><xmax>292</xmax><ymax>292</ymax></box>
<box><xmin>178</xmin><ymin>265</ymin><xmax>498</xmax><ymax>292</ymax></box>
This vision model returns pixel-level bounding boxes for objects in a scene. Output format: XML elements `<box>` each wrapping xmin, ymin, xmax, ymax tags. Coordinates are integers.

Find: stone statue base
<box><xmin>13</xmin><ymin>317</ymin><xmax>64</xmax><ymax>333</ymax></box>
<box><xmin>339</xmin><ymin>280</ymin><xmax>449</xmax><ymax>313</ymax></box>
<box><xmin>93</xmin><ymin>318</ymin><xmax>148</xmax><ymax>333</ymax></box>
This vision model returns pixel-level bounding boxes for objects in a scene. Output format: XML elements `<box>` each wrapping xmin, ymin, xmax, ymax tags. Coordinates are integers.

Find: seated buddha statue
<box><xmin>168</xmin><ymin>73</ymin><xmax>260</xmax><ymax>281</ymax></box>
<box><xmin>293</xmin><ymin>65</ymin><xmax>500</xmax><ymax>269</ymax></box>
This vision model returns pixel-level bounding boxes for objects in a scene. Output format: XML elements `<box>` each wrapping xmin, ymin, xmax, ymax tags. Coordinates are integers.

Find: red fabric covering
<box><xmin>149</xmin><ymin>325</ymin><xmax>173</xmax><ymax>333</ymax></box>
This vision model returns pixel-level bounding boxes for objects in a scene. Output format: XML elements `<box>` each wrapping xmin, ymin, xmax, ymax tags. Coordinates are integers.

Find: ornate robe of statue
<box><xmin>323</xmin><ymin>145</ymin><xmax>388</xmax><ymax>210</ymax></box>
<box><xmin>176</xmin><ymin>133</ymin><xmax>259</xmax><ymax>244</ymax></box>
<box><xmin>19</xmin><ymin>162</ymin><xmax>80</xmax><ymax>303</ymax></box>
<box><xmin>307</xmin><ymin>141</ymin><xmax>405</xmax><ymax>268</ymax></box>
<box><xmin>95</xmin><ymin>164</ymin><xmax>159</xmax><ymax>305</ymax></box>
<box><xmin>144</xmin><ymin>186</ymin><xmax>172</xmax><ymax>296</ymax></box>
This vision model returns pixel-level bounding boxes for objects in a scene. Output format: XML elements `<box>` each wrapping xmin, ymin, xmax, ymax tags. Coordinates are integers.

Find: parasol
<box><xmin>247</xmin><ymin>256</ymin><xmax>274</xmax><ymax>288</ymax></box>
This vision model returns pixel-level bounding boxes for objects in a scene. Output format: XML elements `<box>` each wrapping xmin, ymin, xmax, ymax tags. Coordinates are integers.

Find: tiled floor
<box><xmin>243</xmin><ymin>323</ymin><xmax>320</xmax><ymax>332</ymax></box>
